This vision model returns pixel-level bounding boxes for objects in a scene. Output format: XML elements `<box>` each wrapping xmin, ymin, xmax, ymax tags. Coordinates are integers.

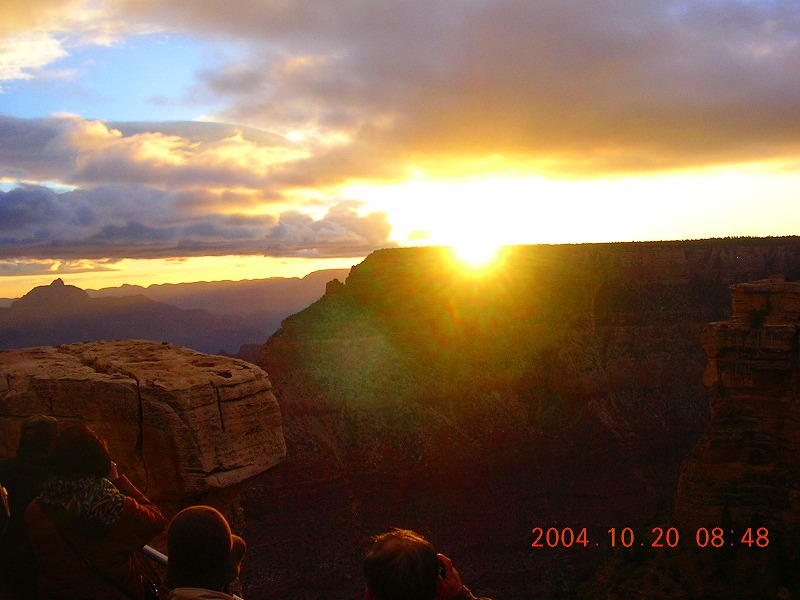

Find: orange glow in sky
<box><xmin>1</xmin><ymin>2</ymin><xmax>800</xmax><ymax>297</ymax></box>
<box><xmin>346</xmin><ymin>165</ymin><xmax>800</xmax><ymax>250</ymax></box>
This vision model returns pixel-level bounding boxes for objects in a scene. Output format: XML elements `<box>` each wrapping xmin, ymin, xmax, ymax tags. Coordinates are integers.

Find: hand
<box><xmin>437</xmin><ymin>554</ymin><xmax>464</xmax><ymax>600</ymax></box>
<box><xmin>109</xmin><ymin>461</ymin><xmax>119</xmax><ymax>479</ymax></box>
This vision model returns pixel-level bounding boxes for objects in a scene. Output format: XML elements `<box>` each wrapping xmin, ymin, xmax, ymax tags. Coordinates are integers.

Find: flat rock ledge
<box><xmin>0</xmin><ymin>340</ymin><xmax>286</xmax><ymax>503</ymax></box>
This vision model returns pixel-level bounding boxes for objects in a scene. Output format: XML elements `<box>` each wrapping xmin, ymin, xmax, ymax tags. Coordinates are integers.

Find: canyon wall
<box><xmin>582</xmin><ymin>276</ymin><xmax>800</xmax><ymax>599</ymax></box>
<box><xmin>677</xmin><ymin>276</ymin><xmax>800</xmax><ymax>531</ymax></box>
<box><xmin>244</xmin><ymin>238</ymin><xmax>800</xmax><ymax>600</ymax></box>
<box><xmin>0</xmin><ymin>340</ymin><xmax>286</xmax><ymax>532</ymax></box>
<box><xmin>674</xmin><ymin>277</ymin><xmax>800</xmax><ymax>597</ymax></box>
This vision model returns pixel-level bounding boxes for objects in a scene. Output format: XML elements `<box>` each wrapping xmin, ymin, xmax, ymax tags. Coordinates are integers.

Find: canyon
<box><xmin>2</xmin><ymin>238</ymin><xmax>800</xmax><ymax>598</ymax></box>
<box><xmin>245</xmin><ymin>238</ymin><xmax>800</xmax><ymax>599</ymax></box>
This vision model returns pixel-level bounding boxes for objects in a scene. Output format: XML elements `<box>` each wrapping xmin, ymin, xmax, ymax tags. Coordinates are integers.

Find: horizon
<box><xmin>0</xmin><ymin>258</ymin><xmax>357</xmax><ymax>299</ymax></box>
<box><xmin>0</xmin><ymin>254</ymin><xmax>361</xmax><ymax>299</ymax></box>
<box><xmin>2</xmin><ymin>2</ymin><xmax>800</xmax><ymax>298</ymax></box>
<box><xmin>4</xmin><ymin>234</ymin><xmax>799</xmax><ymax>300</ymax></box>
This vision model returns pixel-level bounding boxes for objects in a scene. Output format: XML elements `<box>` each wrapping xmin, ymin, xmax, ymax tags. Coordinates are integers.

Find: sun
<box><xmin>450</xmin><ymin>240</ymin><xmax>502</xmax><ymax>269</ymax></box>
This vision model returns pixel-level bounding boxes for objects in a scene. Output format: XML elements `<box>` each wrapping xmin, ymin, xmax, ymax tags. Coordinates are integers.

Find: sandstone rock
<box><xmin>628</xmin><ymin>277</ymin><xmax>800</xmax><ymax>599</ymax></box>
<box><xmin>578</xmin><ymin>277</ymin><xmax>800</xmax><ymax>599</ymax></box>
<box><xmin>0</xmin><ymin>340</ymin><xmax>286</xmax><ymax>504</ymax></box>
<box><xmin>676</xmin><ymin>277</ymin><xmax>800</xmax><ymax>533</ymax></box>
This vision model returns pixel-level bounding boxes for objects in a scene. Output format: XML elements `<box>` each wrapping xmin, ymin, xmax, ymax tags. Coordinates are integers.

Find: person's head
<box><xmin>49</xmin><ymin>423</ymin><xmax>111</xmax><ymax>478</ymax></box>
<box><xmin>16</xmin><ymin>414</ymin><xmax>58</xmax><ymax>460</ymax></box>
<box><xmin>364</xmin><ymin>529</ymin><xmax>442</xmax><ymax>600</ymax></box>
<box><xmin>165</xmin><ymin>505</ymin><xmax>247</xmax><ymax>592</ymax></box>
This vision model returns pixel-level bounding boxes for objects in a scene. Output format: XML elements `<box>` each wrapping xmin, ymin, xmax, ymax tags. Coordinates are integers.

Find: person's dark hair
<box><xmin>49</xmin><ymin>423</ymin><xmax>111</xmax><ymax>478</ymax></box>
<box><xmin>364</xmin><ymin>529</ymin><xmax>441</xmax><ymax>600</ymax></box>
<box><xmin>165</xmin><ymin>505</ymin><xmax>246</xmax><ymax>591</ymax></box>
<box><xmin>16</xmin><ymin>414</ymin><xmax>58</xmax><ymax>460</ymax></box>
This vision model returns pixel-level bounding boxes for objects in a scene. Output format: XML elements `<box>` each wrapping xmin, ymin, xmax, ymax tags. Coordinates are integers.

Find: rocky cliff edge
<box><xmin>582</xmin><ymin>277</ymin><xmax>800</xmax><ymax>599</ymax></box>
<box><xmin>677</xmin><ymin>276</ymin><xmax>800</xmax><ymax>536</ymax></box>
<box><xmin>0</xmin><ymin>340</ymin><xmax>286</xmax><ymax>508</ymax></box>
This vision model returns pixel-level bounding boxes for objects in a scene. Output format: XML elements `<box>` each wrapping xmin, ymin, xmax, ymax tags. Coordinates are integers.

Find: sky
<box><xmin>1</xmin><ymin>0</ymin><xmax>799</xmax><ymax>297</ymax></box>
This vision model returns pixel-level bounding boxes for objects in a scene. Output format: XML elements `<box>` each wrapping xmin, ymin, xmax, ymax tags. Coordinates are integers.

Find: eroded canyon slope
<box><xmin>583</xmin><ymin>277</ymin><xmax>800</xmax><ymax>599</ymax></box>
<box><xmin>245</xmin><ymin>239</ymin><xmax>800</xmax><ymax>600</ymax></box>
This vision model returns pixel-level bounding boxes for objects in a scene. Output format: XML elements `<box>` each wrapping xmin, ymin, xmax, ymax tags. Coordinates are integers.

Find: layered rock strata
<box><xmin>582</xmin><ymin>277</ymin><xmax>800</xmax><ymax>599</ymax></box>
<box><xmin>0</xmin><ymin>340</ymin><xmax>286</xmax><ymax>520</ymax></box>
<box><xmin>676</xmin><ymin>276</ymin><xmax>800</xmax><ymax>537</ymax></box>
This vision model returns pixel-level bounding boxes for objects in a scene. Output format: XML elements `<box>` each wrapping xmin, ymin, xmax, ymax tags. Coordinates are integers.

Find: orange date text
<box><xmin>531</xmin><ymin>526</ymin><xmax>769</xmax><ymax>549</ymax></box>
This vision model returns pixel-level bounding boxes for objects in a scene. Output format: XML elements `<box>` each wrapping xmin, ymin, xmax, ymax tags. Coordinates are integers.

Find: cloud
<box><xmin>0</xmin><ymin>258</ymin><xmax>117</xmax><ymax>279</ymax></box>
<box><xmin>1</xmin><ymin>0</ymin><xmax>799</xmax><ymax>272</ymax></box>
<box><xmin>0</xmin><ymin>116</ymin><xmax>79</xmax><ymax>181</ymax></box>
<box><xmin>0</xmin><ymin>115</ymin><xmax>395</xmax><ymax>261</ymax></box>
<box><xmin>0</xmin><ymin>114</ymin><xmax>401</xmax><ymax>211</ymax></box>
<box><xmin>68</xmin><ymin>118</ymin><xmax>310</xmax><ymax>191</ymax></box>
<box><xmin>0</xmin><ymin>0</ymin><xmax>84</xmax><ymax>36</ymax></box>
<box><xmin>0</xmin><ymin>32</ymin><xmax>68</xmax><ymax>85</ymax></box>
<box><xmin>0</xmin><ymin>183</ymin><xmax>393</xmax><ymax>260</ymax></box>
<box><xmin>0</xmin><ymin>115</ymin><xmax>309</xmax><ymax>194</ymax></box>
<box><xmin>5</xmin><ymin>1</ymin><xmax>800</xmax><ymax>177</ymax></box>
<box><xmin>118</xmin><ymin>0</ymin><xmax>800</xmax><ymax>175</ymax></box>
<box><xmin>263</xmin><ymin>201</ymin><xmax>394</xmax><ymax>256</ymax></box>
<box><xmin>0</xmin><ymin>1</ymin><xmax>156</xmax><ymax>87</ymax></box>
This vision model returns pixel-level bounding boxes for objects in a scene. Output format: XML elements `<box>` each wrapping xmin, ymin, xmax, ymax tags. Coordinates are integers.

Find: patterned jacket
<box><xmin>25</xmin><ymin>474</ymin><xmax>165</xmax><ymax>600</ymax></box>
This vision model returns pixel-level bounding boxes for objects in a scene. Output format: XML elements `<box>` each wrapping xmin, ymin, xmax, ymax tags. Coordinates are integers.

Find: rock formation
<box><xmin>673</xmin><ymin>276</ymin><xmax>800</xmax><ymax>597</ymax></box>
<box><xmin>676</xmin><ymin>276</ymin><xmax>800</xmax><ymax>531</ymax></box>
<box><xmin>0</xmin><ymin>340</ymin><xmax>286</xmax><ymax>526</ymax></box>
<box><xmin>580</xmin><ymin>276</ymin><xmax>800</xmax><ymax>599</ymax></box>
<box><xmin>243</xmin><ymin>238</ymin><xmax>800</xmax><ymax>600</ymax></box>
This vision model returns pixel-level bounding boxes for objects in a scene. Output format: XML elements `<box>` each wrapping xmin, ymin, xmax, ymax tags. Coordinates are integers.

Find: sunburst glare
<box><xmin>451</xmin><ymin>241</ymin><xmax>501</xmax><ymax>269</ymax></box>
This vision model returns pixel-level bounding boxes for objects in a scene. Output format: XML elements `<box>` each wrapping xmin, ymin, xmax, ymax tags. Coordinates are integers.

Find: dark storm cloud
<box><xmin>123</xmin><ymin>0</ymin><xmax>800</xmax><ymax>175</ymax></box>
<box><xmin>262</xmin><ymin>201</ymin><xmax>394</xmax><ymax>256</ymax></box>
<box><xmin>0</xmin><ymin>116</ymin><xmax>307</xmax><ymax>194</ymax></box>
<box><xmin>0</xmin><ymin>184</ymin><xmax>393</xmax><ymax>260</ymax></box>
<box><xmin>0</xmin><ymin>185</ymin><xmax>67</xmax><ymax>231</ymax></box>
<box><xmin>0</xmin><ymin>116</ymin><xmax>78</xmax><ymax>180</ymax></box>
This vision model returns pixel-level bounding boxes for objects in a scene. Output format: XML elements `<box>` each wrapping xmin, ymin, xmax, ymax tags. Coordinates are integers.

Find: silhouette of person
<box><xmin>25</xmin><ymin>423</ymin><xmax>165</xmax><ymax>600</ymax></box>
<box><xmin>164</xmin><ymin>505</ymin><xmax>247</xmax><ymax>600</ymax></box>
<box><xmin>364</xmin><ymin>528</ymin><xmax>492</xmax><ymax>600</ymax></box>
<box><xmin>0</xmin><ymin>414</ymin><xmax>59</xmax><ymax>599</ymax></box>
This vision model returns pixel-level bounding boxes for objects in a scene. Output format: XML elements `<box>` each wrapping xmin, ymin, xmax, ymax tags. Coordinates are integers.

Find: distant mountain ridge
<box><xmin>0</xmin><ymin>269</ymin><xmax>350</xmax><ymax>354</ymax></box>
<box><xmin>86</xmin><ymin>269</ymin><xmax>351</xmax><ymax>338</ymax></box>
